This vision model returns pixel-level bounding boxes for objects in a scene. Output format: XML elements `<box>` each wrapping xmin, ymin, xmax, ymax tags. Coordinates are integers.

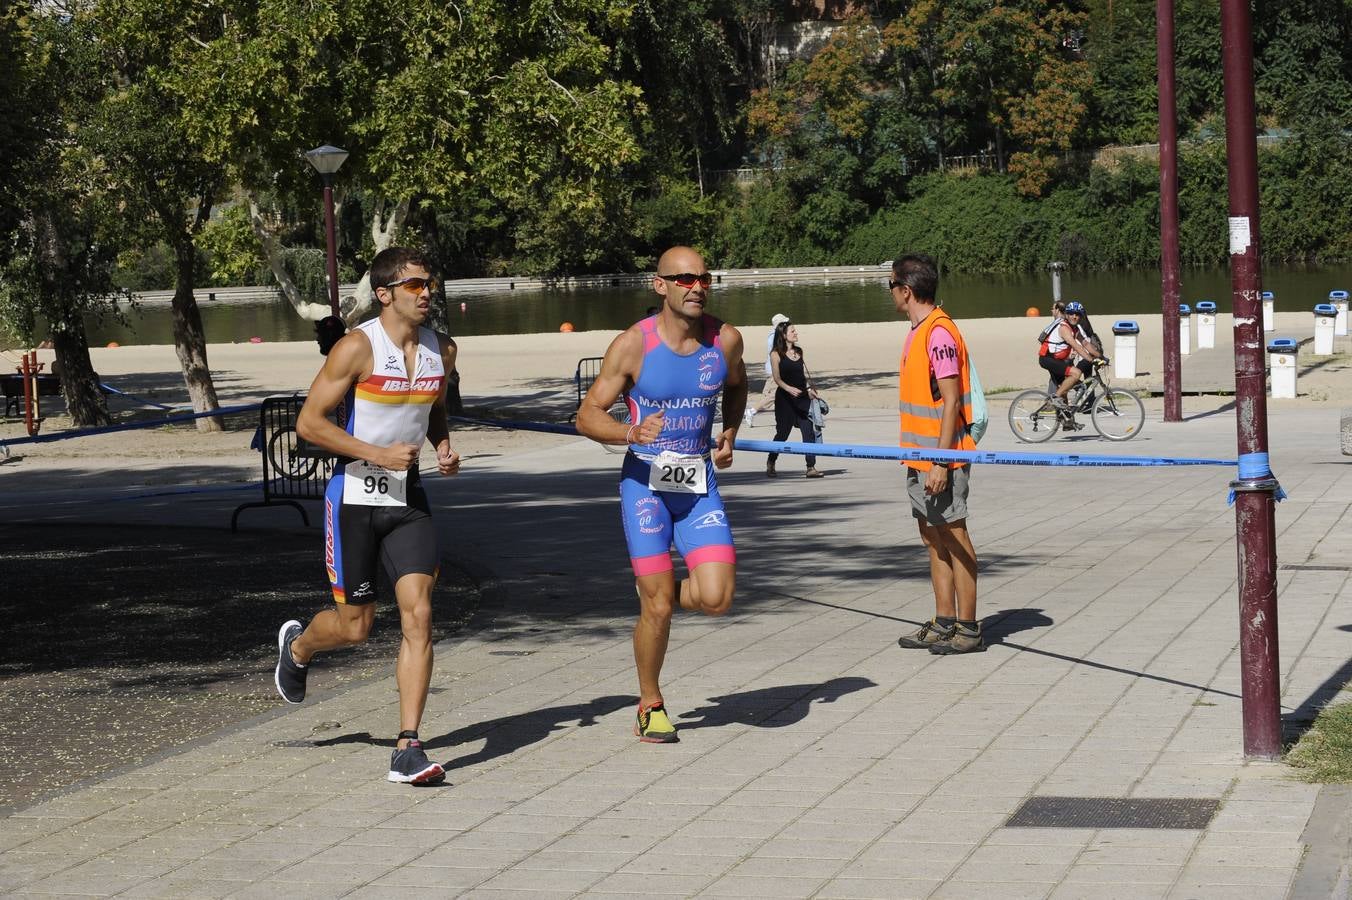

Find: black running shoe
<box><xmin>388</xmin><ymin>740</ymin><xmax>446</xmax><ymax>784</ymax></box>
<box><xmin>274</xmin><ymin>620</ymin><xmax>307</xmax><ymax>704</ymax></box>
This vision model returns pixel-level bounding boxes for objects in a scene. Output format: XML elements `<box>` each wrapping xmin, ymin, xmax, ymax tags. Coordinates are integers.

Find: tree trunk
<box><xmin>247</xmin><ymin>193</ymin><xmax>329</xmax><ymax>321</ymax></box>
<box><xmin>170</xmin><ymin>234</ymin><xmax>222</xmax><ymax>432</ymax></box>
<box><xmin>342</xmin><ymin>198</ymin><xmax>410</xmax><ymax>323</ymax></box>
<box><xmin>51</xmin><ymin>318</ymin><xmax>109</xmax><ymax>428</ymax></box>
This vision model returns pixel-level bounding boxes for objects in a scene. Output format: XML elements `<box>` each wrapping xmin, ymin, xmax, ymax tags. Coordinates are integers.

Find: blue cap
<box><xmin>1195</xmin><ymin>301</ymin><xmax>1217</xmax><ymax>313</ymax></box>
<box><xmin>1267</xmin><ymin>338</ymin><xmax>1297</xmax><ymax>352</ymax></box>
<box><xmin>1064</xmin><ymin>301</ymin><xmax>1085</xmax><ymax>313</ymax></box>
<box><xmin>1330</xmin><ymin>290</ymin><xmax>1349</xmax><ymax>301</ymax></box>
<box><xmin>1178</xmin><ymin>303</ymin><xmax>1191</xmax><ymax>315</ymax></box>
<box><xmin>1112</xmin><ymin>320</ymin><xmax>1140</xmax><ymax>334</ymax></box>
<box><xmin>1315</xmin><ymin>303</ymin><xmax>1337</xmax><ymax>315</ymax></box>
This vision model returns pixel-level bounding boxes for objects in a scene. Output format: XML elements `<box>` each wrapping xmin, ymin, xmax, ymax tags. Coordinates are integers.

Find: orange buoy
<box><xmin>559</xmin><ymin>322</ymin><xmax>575</xmax><ymax>333</ymax></box>
<box><xmin>106</xmin><ymin>341</ymin><xmax>120</xmax><ymax>348</ymax></box>
<box><xmin>1025</xmin><ymin>306</ymin><xmax>1040</xmax><ymax>317</ymax></box>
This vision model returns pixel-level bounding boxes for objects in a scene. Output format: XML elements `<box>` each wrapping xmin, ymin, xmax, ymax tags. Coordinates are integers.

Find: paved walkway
<box><xmin>2</xmin><ymin>398</ymin><xmax>1350</xmax><ymax>898</ymax></box>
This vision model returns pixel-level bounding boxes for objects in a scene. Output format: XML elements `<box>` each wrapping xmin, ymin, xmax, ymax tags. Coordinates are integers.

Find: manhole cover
<box><xmin>1006</xmin><ymin>797</ymin><xmax>1220</xmax><ymax>829</ymax></box>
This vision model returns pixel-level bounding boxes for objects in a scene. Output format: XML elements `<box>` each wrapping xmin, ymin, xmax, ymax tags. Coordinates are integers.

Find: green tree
<box><xmin>0</xmin><ymin>6</ymin><xmax>116</xmax><ymax>426</ymax></box>
<box><xmin>91</xmin><ymin>0</ymin><xmax>226</xmax><ymax>430</ymax></box>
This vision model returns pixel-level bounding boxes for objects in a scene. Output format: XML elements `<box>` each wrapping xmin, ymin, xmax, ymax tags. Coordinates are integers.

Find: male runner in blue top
<box><xmin>577</xmin><ymin>245</ymin><xmax>748</xmax><ymax>744</ymax></box>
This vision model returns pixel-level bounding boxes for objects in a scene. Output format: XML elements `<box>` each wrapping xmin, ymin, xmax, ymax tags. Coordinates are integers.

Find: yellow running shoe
<box><xmin>634</xmin><ymin>700</ymin><xmax>679</xmax><ymax>744</ymax></box>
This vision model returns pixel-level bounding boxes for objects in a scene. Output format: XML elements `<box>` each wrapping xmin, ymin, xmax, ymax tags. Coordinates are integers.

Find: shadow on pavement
<box><xmin>0</xmin><ymin>522</ymin><xmax>478</xmax><ymax>813</ymax></box>
<box><xmin>676</xmin><ymin>677</ymin><xmax>878</xmax><ymax>730</ymax></box>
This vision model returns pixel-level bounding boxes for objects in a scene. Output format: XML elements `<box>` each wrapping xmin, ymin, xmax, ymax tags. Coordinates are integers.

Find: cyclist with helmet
<box><xmin>1038</xmin><ymin>300</ymin><xmax>1107</xmax><ymax>409</ymax></box>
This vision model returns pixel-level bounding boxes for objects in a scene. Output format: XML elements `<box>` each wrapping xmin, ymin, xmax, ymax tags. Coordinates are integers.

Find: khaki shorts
<box><xmin>906</xmin><ymin>465</ymin><xmax>971</xmax><ymax>526</ymax></box>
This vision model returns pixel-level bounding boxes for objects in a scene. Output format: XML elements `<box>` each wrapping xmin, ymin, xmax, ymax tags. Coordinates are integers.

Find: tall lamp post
<box><xmin>305</xmin><ymin>144</ymin><xmax>350</xmax><ymax>318</ymax></box>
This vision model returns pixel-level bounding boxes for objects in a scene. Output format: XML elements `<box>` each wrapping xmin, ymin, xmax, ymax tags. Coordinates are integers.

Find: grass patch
<box><xmin>1286</xmin><ymin>701</ymin><xmax>1352</xmax><ymax>782</ymax></box>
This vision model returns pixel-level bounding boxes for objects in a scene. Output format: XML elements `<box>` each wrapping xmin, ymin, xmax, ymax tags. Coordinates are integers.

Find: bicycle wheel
<box><xmin>603</xmin><ymin>401</ymin><xmax>629</xmax><ymax>454</ymax></box>
<box><xmin>1091</xmin><ymin>388</ymin><xmax>1145</xmax><ymax>441</ymax></box>
<box><xmin>268</xmin><ymin>427</ymin><xmax>321</xmax><ymax>480</ymax></box>
<box><xmin>1008</xmin><ymin>390</ymin><xmax>1061</xmax><ymax>443</ymax></box>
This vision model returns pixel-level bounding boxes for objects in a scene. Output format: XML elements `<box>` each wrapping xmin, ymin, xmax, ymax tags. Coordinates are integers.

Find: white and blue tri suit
<box><xmin>619</xmin><ymin>314</ymin><xmax>736</xmax><ymax>576</ymax></box>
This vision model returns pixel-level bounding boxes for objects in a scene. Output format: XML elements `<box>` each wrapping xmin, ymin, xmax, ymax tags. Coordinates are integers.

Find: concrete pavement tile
<box><xmin>928</xmin><ymin>881</ymin><xmax>1053</xmax><ymax>898</ymax></box>
<box><xmin>544</xmin><ymin>832</ymin><xmax>660</xmax><ymax>855</ymax></box>
<box><xmin>674</xmin><ymin>816</ymin><xmax>793</xmax><ymax>841</ymax></box>
<box><xmin>117</xmin><ymin>878</ymin><xmax>246</xmax><ymax>898</ymax></box>
<box><xmin>472</xmin><ymin>865</ymin><xmax>605</xmax><ymax>892</ymax></box>
<box><xmin>838</xmin><ymin>851</ymin><xmax>961</xmax><ymax>880</ymax></box>
<box><xmin>913</xmin><ymin>793</ymin><xmax>1024</xmax><ymax>816</ymax></box>
<box><xmin>962</xmin><ymin>843</ymin><xmax>1083</xmax><ymax>865</ymax></box>
<box><xmin>778</xmin><ymin>815</ymin><xmax>898</xmax><ymax>843</ymax></box>
<box><xmin>1061</xmin><ymin>863</ymin><xmax>1183</xmax><ymax>884</ymax></box>
<box><xmin>513</xmin><ymin>848</ymin><xmax>646</xmax><ymax>872</ymax></box>
<box><xmin>345</xmin><ymin>825</ymin><xmax>464</xmax><ymax>849</ymax></box>
<box><xmin>585</xmin><ymin>871</ymin><xmax>722</xmax><ymax>895</ymax></box>
<box><xmin>1175</xmin><ymin>864</ymin><xmax>1299</xmax><ymax>886</ymax></box>
<box><xmin>715</xmin><ymin>788</ymin><xmax>815</xmax><ymax>810</ymax></box>
<box><xmin>278</xmin><ymin>858</ymin><xmax>403</xmax><ymax>886</ymax></box>
<box><xmin>986</xmin><ymin>827</ymin><xmax>1092</xmax><ymax>846</ymax></box>
<box><xmin>877</xmin><ymin>811</ymin><xmax>1008</xmax><ymax>843</ymax></box>
<box><xmin>1074</xmin><ymin>843</ymin><xmax>1195</xmax><ymax>866</ymax></box>
<box><xmin>753</xmin><ymin>837</ymin><xmax>873</xmax><ymax>860</ymax></box>
<box><xmin>11</xmin><ymin>869</ymin><xmax>149</xmax><ymax>895</ymax></box>
<box><xmin>1191</xmin><ymin>829</ymin><xmax>1311</xmax><ymax>849</ymax></box>
<box><xmin>345</xmin><ymin>885</ymin><xmax>465</xmax><ymax>900</ymax></box>
<box><xmin>301</xmin><ymin>841</ymin><xmax>431</xmax><ymax>869</ymax></box>
<box><xmin>696</xmin><ymin>873</ymin><xmax>829</xmax><ymax>897</ymax></box>
<box><xmin>368</xmin><ymin>864</ymin><xmax>499</xmax><ymax>888</ymax></box>
<box><xmin>647</xmin><ymin>833</ymin><xmax>765</xmax><ymax>857</ymax></box>
<box><xmin>433</xmin><ymin>829</ymin><xmax>555</xmax><ymax>853</ymax></box>
<box><xmin>0</xmin><ymin>850</ymin><xmax>72</xmax><ymax>885</ymax></box>
<box><xmin>1048</xmin><ymin>884</ymin><xmax>1169</xmax><ymax>900</ymax></box>
<box><xmin>200</xmin><ymin>840</ymin><xmax>333</xmax><ymax>865</ymax></box>
<box><xmin>949</xmin><ymin>860</ymin><xmax>1068</xmax><ymax>883</ymax></box>
<box><xmin>412</xmin><ymin>845</ymin><xmax>532</xmax><ymax>869</ymax></box>
<box><xmin>813</xmin><ymin>877</ymin><xmax>941</xmax><ymax>898</ymax></box>
<box><xmin>1084</xmin><ymin>829</ymin><xmax>1206</xmax><ymax>849</ymax></box>
<box><xmin>1166</xmin><ymin>882</ymin><xmax>1291</xmax><ymax>900</ymax></box>
<box><xmin>229</xmin><ymin>880</ymin><xmax>392</xmax><ymax>899</ymax></box>
<box><xmin>1185</xmin><ymin>844</ymin><xmax>1304</xmax><ymax>868</ymax></box>
<box><xmin>813</xmin><ymin>789</ymin><xmax>923</xmax><ymax>814</ymax></box>
<box><xmin>721</xmin><ymin>854</ymin><xmax>845</xmax><ymax>878</ymax></box>
<box><xmin>472</xmin><ymin>813</ymin><xmax>588</xmax><ymax>834</ymax></box>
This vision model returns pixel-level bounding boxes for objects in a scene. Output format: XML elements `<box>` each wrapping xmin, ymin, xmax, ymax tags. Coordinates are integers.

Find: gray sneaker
<box><xmin>274</xmin><ymin>620</ymin><xmax>307</xmax><ymax>704</ymax></box>
<box><xmin>897</xmin><ymin>619</ymin><xmax>955</xmax><ymax>649</ymax></box>
<box><xmin>930</xmin><ymin>622</ymin><xmax>987</xmax><ymax>655</ymax></box>
<box><xmin>388</xmin><ymin>740</ymin><xmax>446</xmax><ymax>784</ymax></box>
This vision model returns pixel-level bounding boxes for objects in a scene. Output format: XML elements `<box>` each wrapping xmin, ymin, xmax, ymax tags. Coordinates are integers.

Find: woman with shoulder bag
<box><xmin>765</xmin><ymin>322</ymin><xmax>824</xmax><ymax>478</ymax></box>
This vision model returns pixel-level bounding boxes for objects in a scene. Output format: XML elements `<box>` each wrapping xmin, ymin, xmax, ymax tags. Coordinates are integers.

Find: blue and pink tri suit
<box><xmin>619</xmin><ymin>314</ymin><xmax>736</xmax><ymax>577</ymax></box>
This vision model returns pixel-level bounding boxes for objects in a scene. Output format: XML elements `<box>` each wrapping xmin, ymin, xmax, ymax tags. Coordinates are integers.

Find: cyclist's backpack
<box><xmin>966</xmin><ymin>356</ymin><xmax>989</xmax><ymax>444</ymax></box>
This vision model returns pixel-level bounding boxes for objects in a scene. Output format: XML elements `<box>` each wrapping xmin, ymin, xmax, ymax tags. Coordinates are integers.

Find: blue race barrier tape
<box><xmin>0</xmin><ymin>403</ymin><xmax>262</xmax><ymax>448</ymax></box>
<box><xmin>1229</xmin><ymin>451</ymin><xmax>1288</xmax><ymax>505</ymax></box>
<box><xmin>99</xmin><ymin>383</ymin><xmax>179</xmax><ymax>411</ymax></box>
<box><xmin>735</xmin><ymin>438</ymin><xmax>1237</xmax><ymax>468</ymax></box>
<box><xmin>447</xmin><ymin>416</ymin><xmax>1238</xmax><ymax>468</ymax></box>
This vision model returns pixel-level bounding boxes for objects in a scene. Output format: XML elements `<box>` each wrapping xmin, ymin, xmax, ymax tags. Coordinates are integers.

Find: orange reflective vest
<box><xmin>899</xmin><ymin>308</ymin><xmax>976</xmax><ymax>471</ymax></box>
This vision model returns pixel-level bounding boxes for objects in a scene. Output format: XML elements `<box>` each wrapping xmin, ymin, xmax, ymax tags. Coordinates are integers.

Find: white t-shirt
<box><xmin>764</xmin><ymin>328</ymin><xmax>776</xmax><ymax>376</ymax></box>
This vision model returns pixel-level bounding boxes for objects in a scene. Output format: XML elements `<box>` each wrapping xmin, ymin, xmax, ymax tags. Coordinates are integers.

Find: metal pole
<box><xmin>1157</xmin><ymin>0</ymin><xmax>1182</xmax><ymax>422</ymax></box>
<box><xmin>322</xmin><ymin>176</ymin><xmax>340</xmax><ymax>317</ymax></box>
<box><xmin>1220</xmin><ymin>0</ymin><xmax>1281</xmax><ymax>759</ymax></box>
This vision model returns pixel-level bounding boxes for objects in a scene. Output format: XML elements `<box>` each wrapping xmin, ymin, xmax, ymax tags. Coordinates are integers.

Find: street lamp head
<box><xmin>305</xmin><ymin>145</ymin><xmax>349</xmax><ymax>176</ymax></box>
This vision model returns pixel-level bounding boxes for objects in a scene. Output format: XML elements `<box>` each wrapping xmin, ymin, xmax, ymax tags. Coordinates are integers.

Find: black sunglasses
<box><xmin>659</xmin><ymin>272</ymin><xmax>713</xmax><ymax>289</ymax></box>
<box><xmin>888</xmin><ymin>279</ymin><xmax>907</xmax><ymax>291</ymax></box>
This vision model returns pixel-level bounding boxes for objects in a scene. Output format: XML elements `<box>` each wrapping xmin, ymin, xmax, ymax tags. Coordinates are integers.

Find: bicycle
<box><xmin>1008</xmin><ymin>361</ymin><xmax>1145</xmax><ymax>443</ymax></box>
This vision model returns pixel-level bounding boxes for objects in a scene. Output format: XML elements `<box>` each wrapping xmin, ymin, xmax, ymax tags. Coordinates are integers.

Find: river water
<box><xmin>80</xmin><ymin>262</ymin><xmax>1352</xmax><ymax>346</ymax></box>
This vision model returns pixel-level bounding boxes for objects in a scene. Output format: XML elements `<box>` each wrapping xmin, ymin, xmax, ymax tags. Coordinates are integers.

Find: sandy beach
<box><xmin>1</xmin><ymin>311</ymin><xmax>1347</xmax><ymax>467</ymax></box>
